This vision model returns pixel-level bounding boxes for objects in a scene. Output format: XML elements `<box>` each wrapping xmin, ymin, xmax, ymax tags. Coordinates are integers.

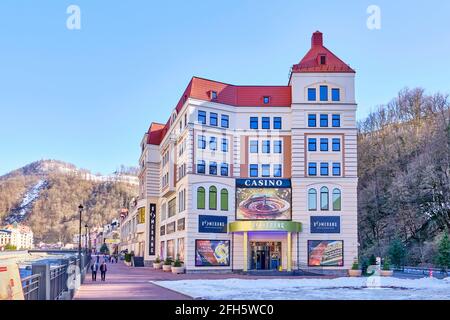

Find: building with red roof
<box><xmin>121</xmin><ymin>31</ymin><xmax>358</xmax><ymax>274</ymax></box>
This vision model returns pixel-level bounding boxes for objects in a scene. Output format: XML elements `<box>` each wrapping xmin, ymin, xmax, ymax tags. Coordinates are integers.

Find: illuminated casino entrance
<box><xmin>250</xmin><ymin>242</ymin><xmax>282</xmax><ymax>270</ymax></box>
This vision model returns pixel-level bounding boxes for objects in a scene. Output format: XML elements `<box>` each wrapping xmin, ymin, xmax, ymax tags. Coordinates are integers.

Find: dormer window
<box><xmin>319</xmin><ymin>55</ymin><xmax>327</xmax><ymax>65</ymax></box>
<box><xmin>263</xmin><ymin>96</ymin><xmax>270</xmax><ymax>104</ymax></box>
<box><xmin>210</xmin><ymin>90</ymin><xmax>218</xmax><ymax>100</ymax></box>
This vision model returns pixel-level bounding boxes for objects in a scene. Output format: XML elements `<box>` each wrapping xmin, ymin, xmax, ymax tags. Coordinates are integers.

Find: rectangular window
<box><xmin>332</xmin><ymin>114</ymin><xmax>341</xmax><ymax>127</ymax></box>
<box><xmin>332</xmin><ymin>88</ymin><xmax>340</xmax><ymax>101</ymax></box>
<box><xmin>332</xmin><ymin>138</ymin><xmax>341</xmax><ymax>151</ymax></box>
<box><xmin>320</xmin><ymin>85</ymin><xmax>328</xmax><ymax>101</ymax></box>
<box><xmin>211</xmin><ymin>90</ymin><xmax>217</xmax><ymax>100</ymax></box>
<box><xmin>308</xmin><ymin>114</ymin><xmax>316</xmax><ymax>127</ymax></box>
<box><xmin>209</xmin><ymin>162</ymin><xmax>217</xmax><ymax>175</ymax></box>
<box><xmin>274</xmin><ymin>140</ymin><xmax>282</xmax><ymax>153</ymax></box>
<box><xmin>320</xmin><ymin>114</ymin><xmax>328</xmax><ymax>127</ymax></box>
<box><xmin>263</xmin><ymin>96</ymin><xmax>270</xmax><ymax>104</ymax></box>
<box><xmin>198</xmin><ymin>135</ymin><xmax>206</xmax><ymax>149</ymax></box>
<box><xmin>168</xmin><ymin>198</ymin><xmax>176</xmax><ymax>218</ymax></box>
<box><xmin>250</xmin><ymin>117</ymin><xmax>259</xmax><ymax>129</ymax></box>
<box><xmin>332</xmin><ymin>163</ymin><xmax>341</xmax><ymax>176</ymax></box>
<box><xmin>209</xmin><ymin>137</ymin><xmax>217</xmax><ymax>151</ymax></box>
<box><xmin>320</xmin><ymin>138</ymin><xmax>328</xmax><ymax>152</ymax></box>
<box><xmin>262</xmin><ymin>117</ymin><xmax>270</xmax><ymax>129</ymax></box>
<box><xmin>262</xmin><ymin>164</ymin><xmax>270</xmax><ymax>177</ymax></box>
<box><xmin>210</xmin><ymin>113</ymin><xmax>218</xmax><ymax>126</ymax></box>
<box><xmin>221</xmin><ymin>115</ymin><xmax>229</xmax><ymax>128</ymax></box>
<box><xmin>221</xmin><ymin>138</ymin><xmax>228</xmax><ymax>152</ymax></box>
<box><xmin>320</xmin><ymin>163</ymin><xmax>329</xmax><ymax>176</ymax></box>
<box><xmin>308</xmin><ymin>88</ymin><xmax>316</xmax><ymax>101</ymax></box>
<box><xmin>198</xmin><ymin>110</ymin><xmax>206</xmax><ymax>124</ymax></box>
<box><xmin>308</xmin><ymin>163</ymin><xmax>317</xmax><ymax>176</ymax></box>
<box><xmin>221</xmin><ymin>163</ymin><xmax>229</xmax><ymax>176</ymax></box>
<box><xmin>250</xmin><ymin>140</ymin><xmax>259</xmax><ymax>153</ymax></box>
<box><xmin>308</xmin><ymin>138</ymin><xmax>317</xmax><ymax>151</ymax></box>
<box><xmin>262</xmin><ymin>140</ymin><xmax>271</xmax><ymax>153</ymax></box>
<box><xmin>274</xmin><ymin>164</ymin><xmax>282</xmax><ymax>177</ymax></box>
<box><xmin>197</xmin><ymin>160</ymin><xmax>206</xmax><ymax>174</ymax></box>
<box><xmin>250</xmin><ymin>164</ymin><xmax>258</xmax><ymax>177</ymax></box>
<box><xmin>273</xmin><ymin>117</ymin><xmax>282</xmax><ymax>129</ymax></box>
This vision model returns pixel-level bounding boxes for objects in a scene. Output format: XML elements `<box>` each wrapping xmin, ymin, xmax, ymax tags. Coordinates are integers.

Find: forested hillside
<box><xmin>0</xmin><ymin>160</ymin><xmax>138</xmax><ymax>243</ymax></box>
<box><xmin>358</xmin><ymin>88</ymin><xmax>450</xmax><ymax>265</ymax></box>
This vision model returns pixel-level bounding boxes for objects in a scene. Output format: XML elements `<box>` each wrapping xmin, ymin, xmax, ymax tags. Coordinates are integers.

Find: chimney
<box><xmin>312</xmin><ymin>31</ymin><xmax>323</xmax><ymax>47</ymax></box>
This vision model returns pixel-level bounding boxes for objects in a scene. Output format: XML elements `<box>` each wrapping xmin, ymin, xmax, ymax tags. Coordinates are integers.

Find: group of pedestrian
<box><xmin>90</xmin><ymin>254</ymin><xmax>108</xmax><ymax>282</ymax></box>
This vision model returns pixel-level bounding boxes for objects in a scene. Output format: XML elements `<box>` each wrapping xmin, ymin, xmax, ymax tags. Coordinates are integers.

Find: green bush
<box><xmin>164</xmin><ymin>257</ymin><xmax>173</xmax><ymax>266</ymax></box>
<box><xmin>436</xmin><ymin>232</ymin><xmax>450</xmax><ymax>272</ymax></box>
<box><xmin>173</xmin><ymin>255</ymin><xmax>183</xmax><ymax>267</ymax></box>
<box><xmin>382</xmin><ymin>258</ymin><xmax>391</xmax><ymax>271</ymax></box>
<box><xmin>388</xmin><ymin>238</ymin><xmax>406</xmax><ymax>269</ymax></box>
<box><xmin>351</xmin><ymin>258</ymin><xmax>360</xmax><ymax>270</ymax></box>
<box><xmin>154</xmin><ymin>256</ymin><xmax>161</xmax><ymax>263</ymax></box>
<box><xmin>4</xmin><ymin>243</ymin><xmax>17</xmax><ymax>251</ymax></box>
<box><xmin>124</xmin><ymin>253</ymin><xmax>132</xmax><ymax>263</ymax></box>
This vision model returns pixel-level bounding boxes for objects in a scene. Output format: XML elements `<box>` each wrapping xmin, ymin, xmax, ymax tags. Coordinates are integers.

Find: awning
<box><xmin>229</xmin><ymin>221</ymin><xmax>302</xmax><ymax>233</ymax></box>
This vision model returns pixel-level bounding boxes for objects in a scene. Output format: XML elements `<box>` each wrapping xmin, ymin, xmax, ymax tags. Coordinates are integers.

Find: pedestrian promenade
<box><xmin>74</xmin><ymin>260</ymin><xmax>333</xmax><ymax>300</ymax></box>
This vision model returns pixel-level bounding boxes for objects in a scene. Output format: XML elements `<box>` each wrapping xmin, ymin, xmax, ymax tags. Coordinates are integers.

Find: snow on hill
<box><xmin>5</xmin><ymin>180</ymin><xmax>48</xmax><ymax>224</ymax></box>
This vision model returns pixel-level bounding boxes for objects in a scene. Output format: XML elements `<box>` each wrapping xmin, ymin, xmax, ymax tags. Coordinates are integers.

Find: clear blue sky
<box><xmin>1</xmin><ymin>0</ymin><xmax>449</xmax><ymax>176</ymax></box>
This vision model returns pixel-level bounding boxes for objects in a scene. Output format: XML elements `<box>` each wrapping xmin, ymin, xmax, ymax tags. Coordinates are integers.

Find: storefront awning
<box><xmin>229</xmin><ymin>221</ymin><xmax>302</xmax><ymax>233</ymax></box>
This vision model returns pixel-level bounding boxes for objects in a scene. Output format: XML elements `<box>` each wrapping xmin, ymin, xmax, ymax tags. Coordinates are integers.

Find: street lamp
<box><xmin>84</xmin><ymin>224</ymin><xmax>88</xmax><ymax>253</ymax></box>
<box><xmin>78</xmin><ymin>204</ymin><xmax>83</xmax><ymax>264</ymax></box>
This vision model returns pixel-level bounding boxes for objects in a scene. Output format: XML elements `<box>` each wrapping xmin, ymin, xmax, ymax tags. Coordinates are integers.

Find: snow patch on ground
<box><xmin>152</xmin><ymin>277</ymin><xmax>450</xmax><ymax>300</ymax></box>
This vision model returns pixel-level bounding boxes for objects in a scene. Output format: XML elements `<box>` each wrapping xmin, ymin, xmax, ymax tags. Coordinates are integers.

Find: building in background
<box><xmin>0</xmin><ymin>224</ymin><xmax>34</xmax><ymax>250</ymax></box>
<box><xmin>132</xmin><ymin>31</ymin><xmax>358</xmax><ymax>273</ymax></box>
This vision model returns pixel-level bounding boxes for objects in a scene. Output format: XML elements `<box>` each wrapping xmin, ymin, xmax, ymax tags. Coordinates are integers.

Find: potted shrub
<box><xmin>124</xmin><ymin>253</ymin><xmax>132</xmax><ymax>266</ymax></box>
<box><xmin>162</xmin><ymin>257</ymin><xmax>173</xmax><ymax>272</ymax></box>
<box><xmin>348</xmin><ymin>258</ymin><xmax>362</xmax><ymax>277</ymax></box>
<box><xmin>171</xmin><ymin>255</ymin><xmax>185</xmax><ymax>274</ymax></box>
<box><xmin>153</xmin><ymin>256</ymin><xmax>162</xmax><ymax>270</ymax></box>
<box><xmin>381</xmin><ymin>258</ymin><xmax>394</xmax><ymax>277</ymax></box>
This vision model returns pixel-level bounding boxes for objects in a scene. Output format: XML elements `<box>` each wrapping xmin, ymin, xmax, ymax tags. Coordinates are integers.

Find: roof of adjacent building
<box><xmin>147</xmin><ymin>31</ymin><xmax>354</xmax><ymax>145</ymax></box>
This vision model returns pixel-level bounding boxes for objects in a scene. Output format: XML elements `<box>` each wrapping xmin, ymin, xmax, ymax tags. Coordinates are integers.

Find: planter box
<box><xmin>124</xmin><ymin>261</ymin><xmax>132</xmax><ymax>267</ymax></box>
<box><xmin>153</xmin><ymin>262</ymin><xmax>162</xmax><ymax>270</ymax></box>
<box><xmin>171</xmin><ymin>266</ymin><xmax>185</xmax><ymax>274</ymax></box>
<box><xmin>348</xmin><ymin>269</ymin><xmax>362</xmax><ymax>277</ymax></box>
<box><xmin>380</xmin><ymin>270</ymin><xmax>394</xmax><ymax>277</ymax></box>
<box><xmin>162</xmin><ymin>264</ymin><xmax>172</xmax><ymax>272</ymax></box>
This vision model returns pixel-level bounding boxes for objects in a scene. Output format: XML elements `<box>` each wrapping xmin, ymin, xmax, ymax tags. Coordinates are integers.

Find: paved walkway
<box><xmin>74</xmin><ymin>260</ymin><xmax>335</xmax><ymax>300</ymax></box>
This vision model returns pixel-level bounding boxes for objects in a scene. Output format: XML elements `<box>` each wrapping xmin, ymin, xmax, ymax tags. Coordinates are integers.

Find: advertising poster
<box><xmin>0</xmin><ymin>264</ymin><xmax>25</xmax><ymax>300</ymax></box>
<box><xmin>236</xmin><ymin>179</ymin><xmax>291</xmax><ymax>220</ymax></box>
<box><xmin>195</xmin><ymin>240</ymin><xmax>230</xmax><ymax>267</ymax></box>
<box><xmin>308</xmin><ymin>240</ymin><xmax>344</xmax><ymax>267</ymax></box>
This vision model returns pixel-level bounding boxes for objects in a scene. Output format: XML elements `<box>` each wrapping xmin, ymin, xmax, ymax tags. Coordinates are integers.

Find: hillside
<box><xmin>358</xmin><ymin>88</ymin><xmax>450</xmax><ymax>265</ymax></box>
<box><xmin>0</xmin><ymin>160</ymin><xmax>139</xmax><ymax>243</ymax></box>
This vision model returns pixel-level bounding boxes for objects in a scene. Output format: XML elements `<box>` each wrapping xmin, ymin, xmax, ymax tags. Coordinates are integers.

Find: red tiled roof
<box><xmin>147</xmin><ymin>77</ymin><xmax>291</xmax><ymax>145</ymax></box>
<box><xmin>291</xmin><ymin>31</ymin><xmax>355</xmax><ymax>74</ymax></box>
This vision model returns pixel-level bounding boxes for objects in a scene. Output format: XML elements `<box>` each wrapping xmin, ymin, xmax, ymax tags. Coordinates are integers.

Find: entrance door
<box><xmin>250</xmin><ymin>242</ymin><xmax>282</xmax><ymax>270</ymax></box>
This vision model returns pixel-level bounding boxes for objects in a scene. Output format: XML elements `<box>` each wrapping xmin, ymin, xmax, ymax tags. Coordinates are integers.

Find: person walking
<box><xmin>100</xmin><ymin>261</ymin><xmax>108</xmax><ymax>282</ymax></box>
<box><xmin>90</xmin><ymin>262</ymin><xmax>99</xmax><ymax>281</ymax></box>
<box><xmin>96</xmin><ymin>255</ymin><xmax>100</xmax><ymax>264</ymax></box>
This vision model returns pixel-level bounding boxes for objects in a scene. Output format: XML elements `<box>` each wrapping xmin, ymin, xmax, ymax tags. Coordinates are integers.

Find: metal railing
<box><xmin>21</xmin><ymin>274</ymin><xmax>41</xmax><ymax>300</ymax></box>
<box><xmin>21</xmin><ymin>252</ymin><xmax>91</xmax><ymax>300</ymax></box>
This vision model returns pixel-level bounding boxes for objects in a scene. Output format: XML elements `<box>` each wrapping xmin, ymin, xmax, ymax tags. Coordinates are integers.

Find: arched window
<box><xmin>320</xmin><ymin>187</ymin><xmax>329</xmax><ymax>211</ymax></box>
<box><xmin>220</xmin><ymin>189</ymin><xmax>229</xmax><ymax>211</ymax></box>
<box><xmin>197</xmin><ymin>187</ymin><xmax>205</xmax><ymax>209</ymax></box>
<box><xmin>308</xmin><ymin>189</ymin><xmax>317</xmax><ymax>211</ymax></box>
<box><xmin>209</xmin><ymin>186</ymin><xmax>217</xmax><ymax>210</ymax></box>
<box><xmin>333</xmin><ymin>188</ymin><xmax>341</xmax><ymax>211</ymax></box>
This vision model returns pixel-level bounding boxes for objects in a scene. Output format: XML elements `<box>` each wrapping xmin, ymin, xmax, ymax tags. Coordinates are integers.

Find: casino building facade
<box><xmin>131</xmin><ymin>31</ymin><xmax>358</xmax><ymax>273</ymax></box>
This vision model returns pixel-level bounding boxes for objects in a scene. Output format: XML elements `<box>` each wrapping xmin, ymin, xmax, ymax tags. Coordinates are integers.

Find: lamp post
<box><xmin>78</xmin><ymin>204</ymin><xmax>83</xmax><ymax>265</ymax></box>
<box><xmin>84</xmin><ymin>224</ymin><xmax>88</xmax><ymax>254</ymax></box>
